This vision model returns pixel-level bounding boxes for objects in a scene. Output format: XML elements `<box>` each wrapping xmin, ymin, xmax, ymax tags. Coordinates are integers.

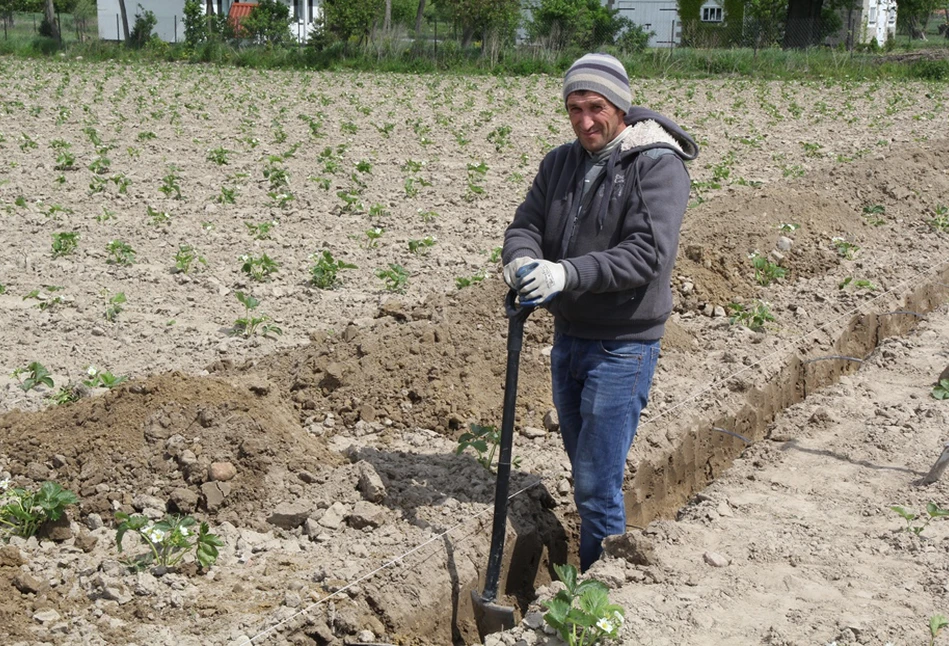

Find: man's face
<box><xmin>566</xmin><ymin>91</ymin><xmax>626</xmax><ymax>154</ymax></box>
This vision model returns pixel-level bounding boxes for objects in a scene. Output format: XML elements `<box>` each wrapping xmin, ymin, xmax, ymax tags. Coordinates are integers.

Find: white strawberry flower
<box><xmin>596</xmin><ymin>617</ymin><xmax>614</xmax><ymax>633</ymax></box>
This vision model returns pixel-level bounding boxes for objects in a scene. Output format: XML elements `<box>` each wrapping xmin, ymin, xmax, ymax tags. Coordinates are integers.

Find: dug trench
<box><xmin>0</xmin><ymin>141</ymin><xmax>948</xmax><ymax>645</ymax></box>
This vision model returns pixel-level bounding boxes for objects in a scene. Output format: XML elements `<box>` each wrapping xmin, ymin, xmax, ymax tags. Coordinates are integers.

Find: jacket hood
<box><xmin>621</xmin><ymin>107</ymin><xmax>699</xmax><ymax>160</ymax></box>
<box><xmin>572</xmin><ymin>107</ymin><xmax>697</xmax><ymax>234</ymax></box>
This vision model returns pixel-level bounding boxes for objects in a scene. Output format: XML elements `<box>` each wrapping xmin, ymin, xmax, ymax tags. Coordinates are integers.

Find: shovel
<box><xmin>471</xmin><ymin>289</ymin><xmax>533</xmax><ymax>640</ymax></box>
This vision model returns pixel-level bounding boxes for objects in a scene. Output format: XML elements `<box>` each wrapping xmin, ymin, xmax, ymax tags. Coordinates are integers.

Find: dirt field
<box><xmin>0</xmin><ymin>58</ymin><xmax>948</xmax><ymax>645</ymax></box>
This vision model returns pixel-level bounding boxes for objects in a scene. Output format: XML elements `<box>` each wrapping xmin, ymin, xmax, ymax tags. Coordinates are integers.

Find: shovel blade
<box><xmin>470</xmin><ymin>589</ymin><xmax>516</xmax><ymax>640</ymax></box>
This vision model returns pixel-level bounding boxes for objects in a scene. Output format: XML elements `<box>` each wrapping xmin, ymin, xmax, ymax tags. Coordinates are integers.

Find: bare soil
<box><xmin>0</xmin><ymin>58</ymin><xmax>948</xmax><ymax>645</ymax></box>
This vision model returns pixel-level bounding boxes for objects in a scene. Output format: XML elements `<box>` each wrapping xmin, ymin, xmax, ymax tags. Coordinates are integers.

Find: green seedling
<box><xmin>455</xmin><ymin>423</ymin><xmax>521</xmax><ymax>473</ymax></box>
<box><xmin>136</xmin><ymin>131</ymin><xmax>157</xmax><ymax>142</ymax></box>
<box><xmin>207</xmin><ymin>147</ymin><xmax>231</xmax><ymax>165</ymax></box>
<box><xmin>245</xmin><ymin>220</ymin><xmax>276</xmax><ymax>240</ymax></box>
<box><xmin>48</xmin><ymin>384</ymin><xmax>81</xmax><ymax>406</ymax></box>
<box><xmin>340</xmin><ymin>121</ymin><xmax>358</xmax><ymax>135</ymax></box>
<box><xmin>838</xmin><ymin>276</ymin><xmax>877</xmax><ymax>291</ymax></box>
<box><xmin>14</xmin><ymin>196</ymin><xmax>27</xmax><ymax>208</ymax></box>
<box><xmin>465</xmin><ymin>161</ymin><xmax>488</xmax><ymax>201</ymax></box>
<box><xmin>487</xmin><ymin>125</ymin><xmax>512</xmax><ymax>152</ymax></box>
<box><xmin>891</xmin><ymin>503</ymin><xmax>949</xmax><ymax>535</ymax></box>
<box><xmin>404</xmin><ymin>177</ymin><xmax>420</xmax><ymax>198</ymax></box>
<box><xmin>930</xmin><ymin>205</ymin><xmax>949</xmax><ymax>232</ymax></box>
<box><xmin>159</xmin><ymin>168</ymin><xmax>182</xmax><ymax>199</ymax></box>
<box><xmin>106</xmin><ymin>240</ymin><xmax>136</xmax><ymax>266</ymax></box>
<box><xmin>0</xmin><ymin>481</ymin><xmax>78</xmax><ymax>539</ymax></box>
<box><xmin>23</xmin><ymin>286</ymin><xmax>65</xmax><ymax>311</ymax></box>
<box><xmin>376</xmin><ymin>264</ymin><xmax>409</xmax><ymax>293</ymax></box>
<box><xmin>111</xmin><ymin>173</ymin><xmax>132</xmax><ymax>194</ymax></box>
<box><xmin>96</xmin><ymin>208</ymin><xmax>116</xmax><ymax>223</ymax></box>
<box><xmin>51</xmin><ymin>232</ymin><xmax>79</xmax><ymax>257</ymax></box>
<box><xmin>831</xmin><ymin>237</ymin><xmax>860</xmax><ymax>259</ymax></box>
<box><xmin>83</xmin><ymin>366</ymin><xmax>128</xmax><ymax>389</ymax></box>
<box><xmin>18</xmin><ymin>133</ymin><xmax>37</xmax><ymax>152</ymax></box>
<box><xmin>115</xmin><ymin>512</ymin><xmax>223</xmax><ymax>570</ymax></box>
<box><xmin>749</xmin><ymin>251</ymin><xmax>786</xmax><ymax>286</ymax></box>
<box><xmin>147</xmin><ymin>205</ymin><xmax>172</xmax><ymax>226</ymax></box>
<box><xmin>368</xmin><ymin>203</ymin><xmax>388</xmax><ymax>219</ymax></box>
<box><xmin>337</xmin><ymin>188</ymin><xmax>365</xmax><ymax>214</ymax></box>
<box><xmin>364</xmin><ymin>227</ymin><xmax>384</xmax><ymax>249</ymax></box>
<box><xmin>728</xmin><ymin>301</ymin><xmax>775</xmax><ymax>332</ymax></box>
<box><xmin>931</xmin><ymin>614</ymin><xmax>949</xmax><ymax>646</ymax></box>
<box><xmin>778</xmin><ymin>223</ymin><xmax>800</xmax><ymax>233</ymax></box>
<box><xmin>232</xmin><ymin>291</ymin><xmax>281</xmax><ymax>338</ymax></box>
<box><xmin>239</xmin><ymin>253</ymin><xmax>279</xmax><ymax>282</ymax></box>
<box><xmin>402</xmin><ymin>159</ymin><xmax>424</xmax><ymax>173</ymax></box>
<box><xmin>374</xmin><ymin>122</ymin><xmax>394</xmax><ymax>137</ymax></box>
<box><xmin>489</xmin><ymin>246</ymin><xmax>503</xmax><ymax>263</ymax></box>
<box><xmin>12</xmin><ymin>361</ymin><xmax>54</xmax><ymax>392</ymax></box>
<box><xmin>933</xmin><ymin>379</ymin><xmax>949</xmax><ymax>400</ymax></box>
<box><xmin>309</xmin><ymin>251</ymin><xmax>356</xmax><ymax>290</ymax></box>
<box><xmin>104</xmin><ymin>292</ymin><xmax>126</xmax><ymax>322</ymax></box>
<box><xmin>355</xmin><ymin>160</ymin><xmax>372</xmax><ymax>173</ymax></box>
<box><xmin>455</xmin><ymin>271</ymin><xmax>486</xmax><ymax>290</ymax></box>
<box><xmin>861</xmin><ymin>204</ymin><xmax>887</xmax><ymax>226</ymax></box>
<box><xmin>217</xmin><ymin>186</ymin><xmax>238</xmax><ymax>204</ymax></box>
<box><xmin>45</xmin><ymin>204</ymin><xmax>72</xmax><ymax>220</ymax></box>
<box><xmin>51</xmin><ymin>139</ymin><xmax>76</xmax><ymax>170</ymax></box>
<box><xmin>542</xmin><ymin>563</ymin><xmax>625</xmax><ymax>646</ymax></box>
<box><xmin>418</xmin><ymin>209</ymin><xmax>439</xmax><ymax>223</ymax></box>
<box><xmin>408</xmin><ymin>236</ymin><xmax>437</xmax><ymax>255</ymax></box>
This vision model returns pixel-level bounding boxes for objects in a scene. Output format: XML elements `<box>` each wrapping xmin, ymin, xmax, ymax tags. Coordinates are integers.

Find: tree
<box><xmin>783</xmin><ymin>0</ymin><xmax>824</xmax><ymax>47</ymax></box>
<box><xmin>897</xmin><ymin>0</ymin><xmax>939</xmax><ymax>39</ymax></box>
<box><xmin>43</xmin><ymin>0</ymin><xmax>60</xmax><ymax>41</ymax></box>
<box><xmin>322</xmin><ymin>0</ymin><xmax>384</xmax><ymax>43</ymax></box>
<box><xmin>415</xmin><ymin>0</ymin><xmax>426</xmax><ymax>36</ymax></box>
<box><xmin>438</xmin><ymin>0</ymin><xmax>520</xmax><ymax>48</ymax></box>
<box><xmin>528</xmin><ymin>0</ymin><xmax>627</xmax><ymax>50</ymax></box>
<box><xmin>745</xmin><ymin>0</ymin><xmax>787</xmax><ymax>49</ymax></box>
<box><xmin>242</xmin><ymin>0</ymin><xmax>293</xmax><ymax>45</ymax></box>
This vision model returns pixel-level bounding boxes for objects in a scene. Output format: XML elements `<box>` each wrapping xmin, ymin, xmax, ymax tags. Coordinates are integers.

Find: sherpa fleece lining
<box><xmin>622</xmin><ymin>120</ymin><xmax>683</xmax><ymax>153</ymax></box>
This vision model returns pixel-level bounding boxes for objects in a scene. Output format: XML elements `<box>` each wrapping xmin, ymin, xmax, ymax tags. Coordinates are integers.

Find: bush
<box><xmin>129</xmin><ymin>6</ymin><xmax>158</xmax><ymax>48</ymax></box>
<box><xmin>241</xmin><ymin>0</ymin><xmax>293</xmax><ymax>46</ymax></box>
<box><xmin>616</xmin><ymin>22</ymin><xmax>653</xmax><ymax>54</ymax></box>
<box><xmin>910</xmin><ymin>59</ymin><xmax>949</xmax><ymax>81</ymax></box>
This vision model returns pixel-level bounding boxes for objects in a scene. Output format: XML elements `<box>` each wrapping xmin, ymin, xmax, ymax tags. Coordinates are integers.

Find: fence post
<box><xmin>434</xmin><ymin>18</ymin><xmax>438</xmax><ymax>58</ymax></box>
<box><xmin>175</xmin><ymin>15</ymin><xmax>177</xmax><ymax>43</ymax></box>
<box><xmin>670</xmin><ymin>19</ymin><xmax>675</xmax><ymax>53</ymax></box>
<box><xmin>116</xmin><ymin>14</ymin><xmax>120</xmax><ymax>41</ymax></box>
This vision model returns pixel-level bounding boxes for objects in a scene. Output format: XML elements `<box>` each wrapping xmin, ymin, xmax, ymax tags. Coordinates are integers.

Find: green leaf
<box><xmin>932</xmin><ymin>614</ymin><xmax>949</xmax><ymax>638</ymax></box>
<box><xmin>890</xmin><ymin>505</ymin><xmax>916</xmax><ymax>521</ymax></box>
<box><xmin>927</xmin><ymin>502</ymin><xmax>949</xmax><ymax>518</ymax></box>
<box><xmin>553</xmin><ymin>562</ymin><xmax>578</xmax><ymax>595</ymax></box>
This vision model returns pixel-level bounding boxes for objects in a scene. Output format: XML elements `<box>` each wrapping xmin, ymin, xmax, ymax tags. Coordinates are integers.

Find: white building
<box><xmin>98</xmin><ymin>0</ymin><xmax>320</xmax><ymax>44</ymax></box>
<box><xmin>827</xmin><ymin>0</ymin><xmax>897</xmax><ymax>46</ymax></box>
<box><xmin>608</xmin><ymin>0</ymin><xmax>682</xmax><ymax>47</ymax></box>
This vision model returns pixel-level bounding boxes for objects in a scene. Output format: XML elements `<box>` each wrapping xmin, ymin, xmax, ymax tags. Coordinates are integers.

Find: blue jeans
<box><xmin>551</xmin><ymin>333</ymin><xmax>660</xmax><ymax>572</ymax></box>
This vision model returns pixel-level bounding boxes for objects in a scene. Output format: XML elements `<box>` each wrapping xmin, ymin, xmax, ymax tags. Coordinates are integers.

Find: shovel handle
<box><xmin>481</xmin><ymin>291</ymin><xmax>533</xmax><ymax>603</ymax></box>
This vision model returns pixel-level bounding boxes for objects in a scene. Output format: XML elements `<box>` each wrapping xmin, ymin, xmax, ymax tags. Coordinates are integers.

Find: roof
<box><xmin>228</xmin><ymin>3</ymin><xmax>257</xmax><ymax>20</ymax></box>
<box><xmin>228</xmin><ymin>2</ymin><xmax>257</xmax><ymax>36</ymax></box>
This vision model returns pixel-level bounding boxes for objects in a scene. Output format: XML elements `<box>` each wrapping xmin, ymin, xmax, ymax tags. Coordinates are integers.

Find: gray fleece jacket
<box><xmin>503</xmin><ymin>107</ymin><xmax>698</xmax><ymax>341</ymax></box>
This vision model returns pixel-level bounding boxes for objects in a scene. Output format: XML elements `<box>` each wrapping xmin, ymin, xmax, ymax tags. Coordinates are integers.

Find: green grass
<box><xmin>1</xmin><ymin>10</ymin><xmax>947</xmax><ymax>81</ymax></box>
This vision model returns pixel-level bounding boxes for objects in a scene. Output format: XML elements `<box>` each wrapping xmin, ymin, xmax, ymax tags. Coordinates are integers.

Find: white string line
<box><xmin>242</xmin><ymin>253</ymin><xmax>949</xmax><ymax>644</ymax></box>
<box><xmin>237</xmin><ymin>479</ymin><xmax>542</xmax><ymax>645</ymax></box>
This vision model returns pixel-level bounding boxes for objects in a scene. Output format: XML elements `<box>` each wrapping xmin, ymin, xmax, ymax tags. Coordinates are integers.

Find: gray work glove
<box><xmin>503</xmin><ymin>257</ymin><xmax>534</xmax><ymax>289</ymax></box>
<box><xmin>516</xmin><ymin>260</ymin><xmax>566</xmax><ymax>306</ymax></box>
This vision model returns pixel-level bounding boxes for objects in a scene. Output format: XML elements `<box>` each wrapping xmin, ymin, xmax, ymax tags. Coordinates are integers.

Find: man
<box><xmin>502</xmin><ymin>53</ymin><xmax>698</xmax><ymax>572</ymax></box>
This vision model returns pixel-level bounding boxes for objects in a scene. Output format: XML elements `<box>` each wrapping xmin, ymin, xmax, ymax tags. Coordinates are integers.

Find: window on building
<box><xmin>868</xmin><ymin>7</ymin><xmax>877</xmax><ymax>22</ymax></box>
<box><xmin>701</xmin><ymin>6</ymin><xmax>723</xmax><ymax>22</ymax></box>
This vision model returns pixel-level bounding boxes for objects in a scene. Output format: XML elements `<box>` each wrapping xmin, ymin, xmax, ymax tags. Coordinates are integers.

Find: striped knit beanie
<box><xmin>562</xmin><ymin>53</ymin><xmax>631</xmax><ymax>115</ymax></box>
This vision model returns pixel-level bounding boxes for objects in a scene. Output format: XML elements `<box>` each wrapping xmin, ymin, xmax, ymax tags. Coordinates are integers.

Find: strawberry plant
<box><xmin>232</xmin><ymin>291</ymin><xmax>281</xmax><ymax>338</ymax></box>
<box><xmin>376</xmin><ymin>264</ymin><xmax>408</xmax><ymax>293</ymax></box>
<box><xmin>1</xmin><ymin>481</ymin><xmax>78</xmax><ymax>539</ymax></box>
<box><xmin>239</xmin><ymin>253</ymin><xmax>279</xmax><ymax>281</ymax></box>
<box><xmin>115</xmin><ymin>513</ymin><xmax>223</xmax><ymax>570</ymax></box>
<box><xmin>309</xmin><ymin>251</ymin><xmax>356</xmax><ymax>290</ymax></box>
<box><xmin>543</xmin><ymin>563</ymin><xmax>625</xmax><ymax>646</ymax></box>
<box><xmin>51</xmin><ymin>232</ymin><xmax>79</xmax><ymax>257</ymax></box>
<box><xmin>106</xmin><ymin>240</ymin><xmax>136</xmax><ymax>265</ymax></box>
<box><xmin>11</xmin><ymin>361</ymin><xmax>54</xmax><ymax>392</ymax></box>
<box><xmin>104</xmin><ymin>292</ymin><xmax>127</xmax><ymax>322</ymax></box>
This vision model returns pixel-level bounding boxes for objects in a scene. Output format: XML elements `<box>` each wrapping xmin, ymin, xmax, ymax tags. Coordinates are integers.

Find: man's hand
<box><xmin>503</xmin><ymin>257</ymin><xmax>534</xmax><ymax>289</ymax></box>
<box><xmin>516</xmin><ymin>260</ymin><xmax>566</xmax><ymax>306</ymax></box>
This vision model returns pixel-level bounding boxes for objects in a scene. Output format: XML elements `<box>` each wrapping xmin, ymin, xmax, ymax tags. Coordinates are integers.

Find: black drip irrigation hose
<box><xmin>712</xmin><ymin>427</ymin><xmax>752</xmax><ymax>445</ymax></box>
<box><xmin>879</xmin><ymin>310</ymin><xmax>925</xmax><ymax>318</ymax></box>
<box><xmin>802</xmin><ymin>355</ymin><xmax>865</xmax><ymax>365</ymax></box>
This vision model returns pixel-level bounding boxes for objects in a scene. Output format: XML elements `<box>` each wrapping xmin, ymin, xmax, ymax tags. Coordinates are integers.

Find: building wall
<box><xmin>98</xmin><ymin>0</ymin><xmax>319</xmax><ymax>44</ymax></box>
<box><xmin>611</xmin><ymin>0</ymin><xmax>682</xmax><ymax>47</ymax></box>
